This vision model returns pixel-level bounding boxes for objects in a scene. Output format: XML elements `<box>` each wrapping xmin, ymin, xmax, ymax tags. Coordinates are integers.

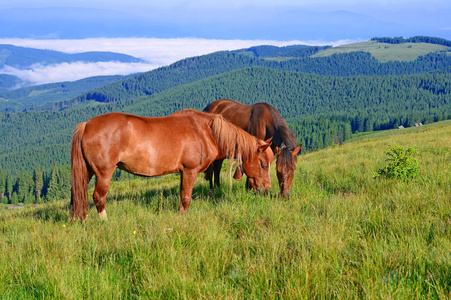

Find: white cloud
<box><xmin>0</xmin><ymin>62</ymin><xmax>158</xmax><ymax>86</ymax></box>
<box><xmin>0</xmin><ymin>37</ymin><xmax>353</xmax><ymax>85</ymax></box>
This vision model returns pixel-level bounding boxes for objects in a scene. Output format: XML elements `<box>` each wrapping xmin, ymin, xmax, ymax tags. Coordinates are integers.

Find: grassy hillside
<box><xmin>1</xmin><ymin>120</ymin><xmax>450</xmax><ymax>298</ymax></box>
<box><xmin>312</xmin><ymin>41</ymin><xmax>451</xmax><ymax>62</ymax></box>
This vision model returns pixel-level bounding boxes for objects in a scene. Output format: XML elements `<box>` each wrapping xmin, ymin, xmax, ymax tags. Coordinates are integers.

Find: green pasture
<box><xmin>312</xmin><ymin>41</ymin><xmax>451</xmax><ymax>62</ymax></box>
<box><xmin>1</xmin><ymin>120</ymin><xmax>450</xmax><ymax>299</ymax></box>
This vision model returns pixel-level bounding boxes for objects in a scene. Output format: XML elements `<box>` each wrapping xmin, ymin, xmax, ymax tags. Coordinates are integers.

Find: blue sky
<box><xmin>0</xmin><ymin>0</ymin><xmax>450</xmax><ymax>85</ymax></box>
<box><xmin>2</xmin><ymin>0</ymin><xmax>450</xmax><ymax>40</ymax></box>
<box><xmin>4</xmin><ymin>0</ymin><xmax>450</xmax><ymax>20</ymax></box>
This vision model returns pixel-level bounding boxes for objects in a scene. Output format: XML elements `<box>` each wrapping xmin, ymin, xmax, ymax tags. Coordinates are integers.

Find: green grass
<box><xmin>312</xmin><ymin>41</ymin><xmax>451</xmax><ymax>62</ymax></box>
<box><xmin>1</xmin><ymin>121</ymin><xmax>450</xmax><ymax>298</ymax></box>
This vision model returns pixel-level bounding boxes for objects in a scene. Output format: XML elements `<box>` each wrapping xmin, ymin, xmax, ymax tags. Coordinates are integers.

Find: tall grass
<box><xmin>1</xmin><ymin>121</ymin><xmax>450</xmax><ymax>299</ymax></box>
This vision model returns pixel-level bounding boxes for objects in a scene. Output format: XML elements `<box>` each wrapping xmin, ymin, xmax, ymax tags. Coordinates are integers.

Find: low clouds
<box><xmin>0</xmin><ymin>61</ymin><xmax>158</xmax><ymax>86</ymax></box>
<box><xmin>0</xmin><ymin>37</ymin><xmax>351</xmax><ymax>86</ymax></box>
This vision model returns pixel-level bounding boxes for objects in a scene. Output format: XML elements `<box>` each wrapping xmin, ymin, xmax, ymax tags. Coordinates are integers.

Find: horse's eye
<box><xmin>262</xmin><ymin>163</ymin><xmax>268</xmax><ymax>169</ymax></box>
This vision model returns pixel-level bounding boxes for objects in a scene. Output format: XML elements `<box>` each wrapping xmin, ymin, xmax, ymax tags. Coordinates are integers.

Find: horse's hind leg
<box><xmin>92</xmin><ymin>168</ymin><xmax>115</xmax><ymax>220</ymax></box>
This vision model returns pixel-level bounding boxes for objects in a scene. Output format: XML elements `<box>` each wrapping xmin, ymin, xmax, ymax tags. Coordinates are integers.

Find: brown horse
<box><xmin>204</xmin><ymin>99</ymin><xmax>301</xmax><ymax>198</ymax></box>
<box><xmin>70</xmin><ymin>109</ymin><xmax>273</xmax><ymax>221</ymax></box>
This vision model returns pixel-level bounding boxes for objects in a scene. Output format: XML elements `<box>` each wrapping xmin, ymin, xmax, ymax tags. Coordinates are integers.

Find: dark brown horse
<box><xmin>204</xmin><ymin>99</ymin><xmax>301</xmax><ymax>198</ymax></box>
<box><xmin>71</xmin><ymin>109</ymin><xmax>273</xmax><ymax>221</ymax></box>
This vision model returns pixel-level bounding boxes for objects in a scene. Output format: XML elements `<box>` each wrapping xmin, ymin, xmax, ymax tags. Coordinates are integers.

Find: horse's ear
<box><xmin>258</xmin><ymin>138</ymin><xmax>272</xmax><ymax>153</ymax></box>
<box><xmin>233</xmin><ymin>165</ymin><xmax>243</xmax><ymax>180</ymax></box>
<box><xmin>292</xmin><ymin>144</ymin><xmax>302</xmax><ymax>156</ymax></box>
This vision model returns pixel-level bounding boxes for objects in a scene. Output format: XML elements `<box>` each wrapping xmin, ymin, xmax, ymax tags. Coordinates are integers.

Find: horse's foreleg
<box><xmin>245</xmin><ymin>177</ymin><xmax>252</xmax><ymax>190</ymax></box>
<box><xmin>93</xmin><ymin>170</ymin><xmax>114</xmax><ymax>220</ymax></box>
<box><xmin>179</xmin><ymin>169</ymin><xmax>198</xmax><ymax>213</ymax></box>
<box><xmin>213</xmin><ymin>159</ymin><xmax>224</xmax><ymax>188</ymax></box>
<box><xmin>205</xmin><ymin>164</ymin><xmax>214</xmax><ymax>196</ymax></box>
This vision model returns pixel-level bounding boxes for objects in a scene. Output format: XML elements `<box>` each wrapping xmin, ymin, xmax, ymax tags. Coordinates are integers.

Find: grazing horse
<box><xmin>70</xmin><ymin>110</ymin><xmax>273</xmax><ymax>221</ymax></box>
<box><xmin>204</xmin><ymin>99</ymin><xmax>301</xmax><ymax>198</ymax></box>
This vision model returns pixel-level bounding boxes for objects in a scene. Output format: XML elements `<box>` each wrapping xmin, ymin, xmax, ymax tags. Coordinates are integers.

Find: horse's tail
<box><xmin>70</xmin><ymin>122</ymin><xmax>89</xmax><ymax>221</ymax></box>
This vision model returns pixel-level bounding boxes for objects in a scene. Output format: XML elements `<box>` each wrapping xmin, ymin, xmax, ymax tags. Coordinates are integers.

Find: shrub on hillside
<box><xmin>374</xmin><ymin>145</ymin><xmax>420</xmax><ymax>180</ymax></box>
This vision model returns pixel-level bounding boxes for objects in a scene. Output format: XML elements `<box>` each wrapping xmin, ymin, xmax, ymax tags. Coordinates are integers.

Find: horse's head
<box><xmin>275</xmin><ymin>144</ymin><xmax>301</xmax><ymax>198</ymax></box>
<box><xmin>241</xmin><ymin>138</ymin><xmax>274</xmax><ymax>194</ymax></box>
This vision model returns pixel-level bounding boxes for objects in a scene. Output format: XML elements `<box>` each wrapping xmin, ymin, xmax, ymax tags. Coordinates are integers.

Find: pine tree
<box><xmin>0</xmin><ymin>170</ymin><xmax>6</xmax><ymax>201</ymax></box>
<box><xmin>24</xmin><ymin>191</ymin><xmax>34</xmax><ymax>205</ymax></box>
<box><xmin>10</xmin><ymin>192</ymin><xmax>19</xmax><ymax>205</ymax></box>
<box><xmin>34</xmin><ymin>166</ymin><xmax>44</xmax><ymax>203</ymax></box>
<box><xmin>57</xmin><ymin>165</ymin><xmax>71</xmax><ymax>200</ymax></box>
<box><xmin>344</xmin><ymin>123</ymin><xmax>352</xmax><ymax>141</ymax></box>
<box><xmin>16</xmin><ymin>170</ymin><xmax>30</xmax><ymax>203</ymax></box>
<box><xmin>364</xmin><ymin>115</ymin><xmax>374</xmax><ymax>132</ymax></box>
<box><xmin>46</xmin><ymin>166</ymin><xmax>60</xmax><ymax>201</ymax></box>
<box><xmin>5</xmin><ymin>172</ymin><xmax>13</xmax><ymax>202</ymax></box>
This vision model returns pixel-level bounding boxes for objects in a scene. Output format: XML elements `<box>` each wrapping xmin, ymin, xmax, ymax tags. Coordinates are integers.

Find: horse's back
<box><xmin>204</xmin><ymin>99</ymin><xmax>256</xmax><ymax>133</ymax></box>
<box><xmin>204</xmin><ymin>99</ymin><xmax>297</xmax><ymax>149</ymax></box>
<box><xmin>204</xmin><ymin>99</ymin><xmax>275</xmax><ymax>140</ymax></box>
<box><xmin>83</xmin><ymin>111</ymin><xmax>212</xmax><ymax>142</ymax></box>
<box><xmin>81</xmin><ymin>110</ymin><xmax>219</xmax><ymax>177</ymax></box>
<box><xmin>204</xmin><ymin>99</ymin><xmax>247</xmax><ymax>115</ymax></box>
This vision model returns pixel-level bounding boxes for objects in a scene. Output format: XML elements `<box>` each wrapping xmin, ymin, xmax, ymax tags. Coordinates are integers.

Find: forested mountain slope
<box><xmin>2</xmin><ymin>67</ymin><xmax>451</xmax><ymax>175</ymax></box>
<box><xmin>70</xmin><ymin>49</ymin><xmax>451</xmax><ymax>106</ymax></box>
<box><xmin>2</xmin><ymin>39</ymin><xmax>450</xmax><ymax>112</ymax></box>
<box><xmin>0</xmin><ymin>75</ymin><xmax>131</xmax><ymax>112</ymax></box>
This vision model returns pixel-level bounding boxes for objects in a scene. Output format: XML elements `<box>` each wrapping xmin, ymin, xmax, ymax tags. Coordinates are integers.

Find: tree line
<box><xmin>232</xmin><ymin>44</ymin><xmax>332</xmax><ymax>58</ymax></box>
<box><xmin>0</xmin><ymin>165</ymin><xmax>69</xmax><ymax>205</ymax></box>
<box><xmin>371</xmin><ymin>36</ymin><xmax>451</xmax><ymax>47</ymax></box>
<box><xmin>0</xmin><ymin>165</ymin><xmax>147</xmax><ymax>205</ymax></box>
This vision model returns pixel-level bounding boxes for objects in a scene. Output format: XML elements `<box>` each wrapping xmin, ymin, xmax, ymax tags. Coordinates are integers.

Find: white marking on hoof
<box><xmin>98</xmin><ymin>210</ymin><xmax>108</xmax><ymax>221</ymax></box>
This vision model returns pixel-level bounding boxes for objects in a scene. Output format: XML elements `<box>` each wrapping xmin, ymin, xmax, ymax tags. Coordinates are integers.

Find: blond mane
<box><xmin>209</xmin><ymin>114</ymin><xmax>260</xmax><ymax>160</ymax></box>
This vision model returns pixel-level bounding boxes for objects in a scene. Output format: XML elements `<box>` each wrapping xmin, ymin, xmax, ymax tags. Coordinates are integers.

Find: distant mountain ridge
<box><xmin>0</xmin><ymin>44</ymin><xmax>144</xmax><ymax>68</ymax></box>
<box><xmin>0</xmin><ymin>44</ymin><xmax>145</xmax><ymax>90</ymax></box>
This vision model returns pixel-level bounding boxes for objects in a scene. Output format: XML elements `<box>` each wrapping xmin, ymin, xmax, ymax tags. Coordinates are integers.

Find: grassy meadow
<box><xmin>1</xmin><ymin>120</ymin><xmax>450</xmax><ymax>299</ymax></box>
<box><xmin>312</xmin><ymin>41</ymin><xmax>451</xmax><ymax>62</ymax></box>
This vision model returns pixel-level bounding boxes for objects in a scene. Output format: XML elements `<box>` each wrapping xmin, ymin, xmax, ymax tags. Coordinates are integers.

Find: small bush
<box><xmin>374</xmin><ymin>145</ymin><xmax>420</xmax><ymax>180</ymax></box>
